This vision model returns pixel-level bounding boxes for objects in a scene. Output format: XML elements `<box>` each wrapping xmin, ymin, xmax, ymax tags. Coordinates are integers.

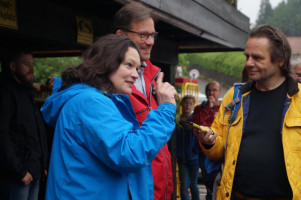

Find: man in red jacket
<box><xmin>113</xmin><ymin>2</ymin><xmax>173</xmax><ymax>200</ymax></box>
<box><xmin>192</xmin><ymin>81</ymin><xmax>222</xmax><ymax>126</ymax></box>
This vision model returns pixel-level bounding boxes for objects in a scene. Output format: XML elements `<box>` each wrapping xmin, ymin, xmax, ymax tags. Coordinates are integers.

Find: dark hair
<box><xmin>112</xmin><ymin>2</ymin><xmax>158</xmax><ymax>33</ymax></box>
<box><xmin>181</xmin><ymin>95</ymin><xmax>195</xmax><ymax>104</ymax></box>
<box><xmin>1</xmin><ymin>48</ymin><xmax>32</xmax><ymax>74</ymax></box>
<box><xmin>249</xmin><ymin>25</ymin><xmax>291</xmax><ymax>77</ymax></box>
<box><xmin>61</xmin><ymin>34</ymin><xmax>140</xmax><ymax>93</ymax></box>
<box><xmin>8</xmin><ymin>48</ymin><xmax>32</xmax><ymax>62</ymax></box>
<box><xmin>241</xmin><ymin>67</ymin><xmax>249</xmax><ymax>83</ymax></box>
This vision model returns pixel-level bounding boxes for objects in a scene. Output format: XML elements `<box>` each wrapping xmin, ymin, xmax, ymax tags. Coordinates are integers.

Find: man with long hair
<box><xmin>195</xmin><ymin>25</ymin><xmax>300</xmax><ymax>199</ymax></box>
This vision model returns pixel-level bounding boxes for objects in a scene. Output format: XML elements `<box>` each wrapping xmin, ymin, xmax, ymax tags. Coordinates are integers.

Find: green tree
<box><xmin>178</xmin><ymin>53</ymin><xmax>190</xmax><ymax>66</ymax></box>
<box><xmin>265</xmin><ymin>1</ymin><xmax>288</xmax><ymax>33</ymax></box>
<box><xmin>266</xmin><ymin>0</ymin><xmax>301</xmax><ymax>36</ymax></box>
<box><xmin>178</xmin><ymin>52</ymin><xmax>245</xmax><ymax>78</ymax></box>
<box><xmin>34</xmin><ymin>57</ymin><xmax>83</xmax><ymax>84</ymax></box>
<box><xmin>256</xmin><ymin>0</ymin><xmax>273</xmax><ymax>26</ymax></box>
<box><xmin>254</xmin><ymin>0</ymin><xmax>301</xmax><ymax>36</ymax></box>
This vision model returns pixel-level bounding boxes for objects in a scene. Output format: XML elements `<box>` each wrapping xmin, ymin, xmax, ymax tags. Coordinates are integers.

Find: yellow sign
<box><xmin>0</xmin><ymin>0</ymin><xmax>17</xmax><ymax>29</ymax></box>
<box><xmin>76</xmin><ymin>16</ymin><xmax>93</xmax><ymax>45</ymax></box>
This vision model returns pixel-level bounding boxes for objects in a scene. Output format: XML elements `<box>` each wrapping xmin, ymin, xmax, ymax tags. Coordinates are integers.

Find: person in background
<box><xmin>191</xmin><ymin>81</ymin><xmax>222</xmax><ymax>200</ymax></box>
<box><xmin>0</xmin><ymin>49</ymin><xmax>48</xmax><ymax>200</ymax></box>
<box><xmin>195</xmin><ymin>25</ymin><xmax>299</xmax><ymax>200</ymax></box>
<box><xmin>45</xmin><ymin>75</ymin><xmax>54</xmax><ymax>86</ymax></box>
<box><xmin>175</xmin><ymin>95</ymin><xmax>200</xmax><ymax>200</ymax></box>
<box><xmin>192</xmin><ymin>81</ymin><xmax>222</xmax><ymax>127</ymax></box>
<box><xmin>176</xmin><ymin>65</ymin><xmax>184</xmax><ymax>78</ymax></box>
<box><xmin>290</xmin><ymin>61</ymin><xmax>301</xmax><ymax>83</ymax></box>
<box><xmin>112</xmin><ymin>2</ymin><xmax>173</xmax><ymax>199</ymax></box>
<box><xmin>41</xmin><ymin>34</ymin><xmax>177</xmax><ymax>200</ymax></box>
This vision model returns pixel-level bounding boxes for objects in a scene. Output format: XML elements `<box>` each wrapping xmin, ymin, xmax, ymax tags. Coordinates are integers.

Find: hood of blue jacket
<box><xmin>41</xmin><ymin>83</ymin><xmax>100</xmax><ymax>127</ymax></box>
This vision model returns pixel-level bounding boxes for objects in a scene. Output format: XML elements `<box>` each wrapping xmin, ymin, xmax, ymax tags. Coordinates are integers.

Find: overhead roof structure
<box><xmin>143</xmin><ymin>0</ymin><xmax>250</xmax><ymax>52</ymax></box>
<box><xmin>0</xmin><ymin>0</ymin><xmax>249</xmax><ymax>55</ymax></box>
<box><xmin>0</xmin><ymin>0</ymin><xmax>250</xmax><ymax>79</ymax></box>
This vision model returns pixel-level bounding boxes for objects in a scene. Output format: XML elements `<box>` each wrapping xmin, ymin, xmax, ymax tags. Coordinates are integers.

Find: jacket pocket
<box><xmin>285</xmin><ymin>117</ymin><xmax>301</xmax><ymax>127</ymax></box>
<box><xmin>218</xmin><ymin>113</ymin><xmax>242</xmax><ymax>127</ymax></box>
<box><xmin>9</xmin><ymin>123</ymin><xmax>26</xmax><ymax>157</ymax></box>
<box><xmin>285</xmin><ymin>118</ymin><xmax>301</xmax><ymax>151</ymax></box>
<box><xmin>217</xmin><ymin>114</ymin><xmax>242</xmax><ymax>148</ymax></box>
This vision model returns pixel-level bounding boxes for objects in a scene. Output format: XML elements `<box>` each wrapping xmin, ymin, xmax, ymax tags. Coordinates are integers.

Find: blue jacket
<box><xmin>175</xmin><ymin>114</ymin><xmax>199</xmax><ymax>164</ymax></box>
<box><xmin>41</xmin><ymin>83</ymin><xmax>176</xmax><ymax>200</ymax></box>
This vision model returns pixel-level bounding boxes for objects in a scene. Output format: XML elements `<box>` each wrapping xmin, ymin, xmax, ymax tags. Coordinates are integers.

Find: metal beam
<box><xmin>139</xmin><ymin>0</ymin><xmax>249</xmax><ymax>49</ymax></box>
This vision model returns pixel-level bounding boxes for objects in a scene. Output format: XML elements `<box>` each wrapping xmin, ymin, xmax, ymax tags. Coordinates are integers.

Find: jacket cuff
<box><xmin>157</xmin><ymin>103</ymin><xmax>176</xmax><ymax>114</ymax></box>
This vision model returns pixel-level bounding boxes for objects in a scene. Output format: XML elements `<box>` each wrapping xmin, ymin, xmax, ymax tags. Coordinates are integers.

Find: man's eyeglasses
<box><xmin>123</xmin><ymin>30</ymin><xmax>159</xmax><ymax>41</ymax></box>
<box><xmin>206</xmin><ymin>89</ymin><xmax>220</xmax><ymax>92</ymax></box>
<box><xmin>292</xmin><ymin>71</ymin><xmax>301</xmax><ymax>78</ymax></box>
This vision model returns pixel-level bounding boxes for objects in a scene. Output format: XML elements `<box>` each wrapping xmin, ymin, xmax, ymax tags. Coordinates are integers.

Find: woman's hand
<box><xmin>154</xmin><ymin>72</ymin><xmax>177</xmax><ymax>106</ymax></box>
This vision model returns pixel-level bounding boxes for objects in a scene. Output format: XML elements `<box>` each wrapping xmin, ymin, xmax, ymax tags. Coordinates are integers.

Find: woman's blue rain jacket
<box><xmin>41</xmin><ymin>83</ymin><xmax>176</xmax><ymax>200</ymax></box>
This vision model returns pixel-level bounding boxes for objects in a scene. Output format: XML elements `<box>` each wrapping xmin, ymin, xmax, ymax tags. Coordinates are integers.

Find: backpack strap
<box><xmin>222</xmin><ymin>83</ymin><xmax>244</xmax><ymax>150</ymax></box>
<box><xmin>212</xmin><ymin>83</ymin><xmax>244</xmax><ymax>197</ymax></box>
<box><xmin>230</xmin><ymin>83</ymin><xmax>243</xmax><ymax>123</ymax></box>
<box><xmin>224</xmin><ymin>83</ymin><xmax>244</xmax><ymax>123</ymax></box>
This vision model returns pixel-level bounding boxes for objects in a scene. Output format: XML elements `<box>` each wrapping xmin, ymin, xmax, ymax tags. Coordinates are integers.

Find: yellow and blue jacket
<box><xmin>200</xmin><ymin>77</ymin><xmax>301</xmax><ymax>200</ymax></box>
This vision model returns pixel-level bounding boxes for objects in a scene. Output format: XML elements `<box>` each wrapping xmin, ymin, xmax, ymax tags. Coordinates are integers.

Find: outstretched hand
<box><xmin>154</xmin><ymin>72</ymin><xmax>177</xmax><ymax>106</ymax></box>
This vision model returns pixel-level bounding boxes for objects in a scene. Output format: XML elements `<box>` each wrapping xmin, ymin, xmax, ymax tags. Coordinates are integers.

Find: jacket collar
<box><xmin>2</xmin><ymin>72</ymin><xmax>36</xmax><ymax>98</ymax></box>
<box><xmin>240</xmin><ymin>76</ymin><xmax>299</xmax><ymax>97</ymax></box>
<box><xmin>131</xmin><ymin>60</ymin><xmax>160</xmax><ymax>99</ymax></box>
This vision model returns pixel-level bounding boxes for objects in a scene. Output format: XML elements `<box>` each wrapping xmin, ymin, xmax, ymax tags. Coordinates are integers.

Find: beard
<box><xmin>14</xmin><ymin>70</ymin><xmax>34</xmax><ymax>85</ymax></box>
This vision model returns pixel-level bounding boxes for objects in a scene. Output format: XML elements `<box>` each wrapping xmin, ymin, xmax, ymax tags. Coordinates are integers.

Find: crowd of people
<box><xmin>0</xmin><ymin>2</ymin><xmax>301</xmax><ymax>200</ymax></box>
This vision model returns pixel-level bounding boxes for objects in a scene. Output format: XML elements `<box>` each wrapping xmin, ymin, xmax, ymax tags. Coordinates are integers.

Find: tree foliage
<box><xmin>255</xmin><ymin>0</ymin><xmax>301</xmax><ymax>36</ymax></box>
<box><xmin>256</xmin><ymin>0</ymin><xmax>273</xmax><ymax>26</ymax></box>
<box><xmin>178</xmin><ymin>52</ymin><xmax>246</xmax><ymax>79</ymax></box>
<box><xmin>34</xmin><ymin>57</ymin><xmax>83</xmax><ymax>84</ymax></box>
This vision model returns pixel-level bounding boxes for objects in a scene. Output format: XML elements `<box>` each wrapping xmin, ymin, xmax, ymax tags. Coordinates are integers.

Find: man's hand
<box><xmin>21</xmin><ymin>172</ymin><xmax>33</xmax><ymax>186</ymax></box>
<box><xmin>194</xmin><ymin>128</ymin><xmax>217</xmax><ymax>146</ymax></box>
<box><xmin>208</xmin><ymin>95</ymin><xmax>217</xmax><ymax>108</ymax></box>
<box><xmin>154</xmin><ymin>72</ymin><xmax>177</xmax><ymax>106</ymax></box>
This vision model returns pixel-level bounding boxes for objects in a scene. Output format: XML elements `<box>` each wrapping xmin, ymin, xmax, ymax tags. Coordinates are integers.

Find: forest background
<box><xmin>33</xmin><ymin>0</ymin><xmax>301</xmax><ymax>85</ymax></box>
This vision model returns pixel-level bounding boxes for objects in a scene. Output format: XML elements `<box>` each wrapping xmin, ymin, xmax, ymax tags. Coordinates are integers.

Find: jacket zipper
<box><xmin>149</xmin><ymin>69</ymin><xmax>161</xmax><ymax>111</ymax></box>
<box><xmin>147</xmin><ymin>67</ymin><xmax>168</xmax><ymax>198</ymax></box>
<box><xmin>135</xmin><ymin>108</ymin><xmax>147</xmax><ymax>114</ymax></box>
<box><xmin>162</xmin><ymin>147</ymin><xmax>168</xmax><ymax>200</ymax></box>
